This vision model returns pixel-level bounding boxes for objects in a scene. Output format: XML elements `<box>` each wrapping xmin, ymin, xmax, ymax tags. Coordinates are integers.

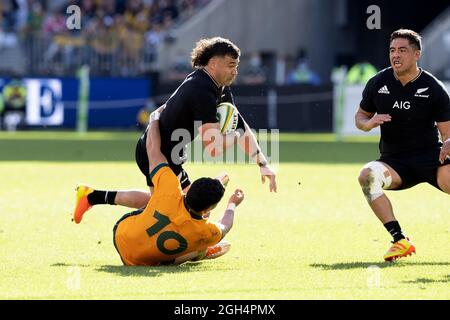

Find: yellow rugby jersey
<box><xmin>113</xmin><ymin>164</ymin><xmax>222</xmax><ymax>266</ymax></box>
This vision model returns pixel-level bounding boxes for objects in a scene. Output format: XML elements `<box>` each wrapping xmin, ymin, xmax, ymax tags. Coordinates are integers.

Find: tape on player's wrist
<box><xmin>227</xmin><ymin>203</ymin><xmax>236</xmax><ymax>211</ymax></box>
<box><xmin>150</xmin><ymin>111</ymin><xmax>160</xmax><ymax>122</ymax></box>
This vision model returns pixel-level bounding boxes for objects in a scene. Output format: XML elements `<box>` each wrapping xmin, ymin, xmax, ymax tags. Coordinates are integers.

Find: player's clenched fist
<box><xmin>229</xmin><ymin>189</ymin><xmax>244</xmax><ymax>206</ymax></box>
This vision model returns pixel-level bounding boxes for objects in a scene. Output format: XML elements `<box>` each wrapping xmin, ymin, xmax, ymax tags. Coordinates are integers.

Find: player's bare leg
<box><xmin>115</xmin><ymin>181</ymin><xmax>195</xmax><ymax>208</ymax></box>
<box><xmin>358</xmin><ymin>161</ymin><xmax>402</xmax><ymax>223</ymax></box>
<box><xmin>358</xmin><ymin>161</ymin><xmax>415</xmax><ymax>261</ymax></box>
<box><xmin>114</xmin><ymin>190</ymin><xmax>151</xmax><ymax>208</ymax></box>
<box><xmin>437</xmin><ymin>165</ymin><xmax>450</xmax><ymax>194</ymax></box>
<box><xmin>84</xmin><ymin>182</ymin><xmax>192</xmax><ymax>213</ymax></box>
<box><xmin>367</xmin><ymin>195</ymin><xmax>395</xmax><ymax>224</ymax></box>
<box><xmin>74</xmin><ymin>185</ymin><xmax>151</xmax><ymax>223</ymax></box>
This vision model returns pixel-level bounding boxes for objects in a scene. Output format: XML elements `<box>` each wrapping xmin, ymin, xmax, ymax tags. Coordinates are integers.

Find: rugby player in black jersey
<box><xmin>355</xmin><ymin>29</ymin><xmax>450</xmax><ymax>261</ymax></box>
<box><xmin>74</xmin><ymin>37</ymin><xmax>277</xmax><ymax>224</ymax></box>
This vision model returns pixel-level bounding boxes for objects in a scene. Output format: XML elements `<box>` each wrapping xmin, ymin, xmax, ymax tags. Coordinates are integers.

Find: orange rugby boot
<box><xmin>383</xmin><ymin>238</ymin><xmax>416</xmax><ymax>262</ymax></box>
<box><xmin>73</xmin><ymin>184</ymin><xmax>94</xmax><ymax>224</ymax></box>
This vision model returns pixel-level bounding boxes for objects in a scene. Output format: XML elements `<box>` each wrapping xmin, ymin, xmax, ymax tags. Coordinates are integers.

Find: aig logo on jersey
<box><xmin>393</xmin><ymin>101</ymin><xmax>411</xmax><ymax>110</ymax></box>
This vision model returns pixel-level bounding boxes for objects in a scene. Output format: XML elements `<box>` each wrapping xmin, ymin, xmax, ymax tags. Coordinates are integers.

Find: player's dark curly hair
<box><xmin>390</xmin><ymin>29</ymin><xmax>422</xmax><ymax>50</ymax></box>
<box><xmin>191</xmin><ymin>37</ymin><xmax>240</xmax><ymax>68</ymax></box>
<box><xmin>185</xmin><ymin>177</ymin><xmax>225</xmax><ymax>214</ymax></box>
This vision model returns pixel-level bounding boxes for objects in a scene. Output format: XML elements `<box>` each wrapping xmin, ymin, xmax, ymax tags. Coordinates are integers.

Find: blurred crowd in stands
<box><xmin>0</xmin><ymin>0</ymin><xmax>209</xmax><ymax>76</ymax></box>
<box><xmin>0</xmin><ymin>0</ymin><xmax>380</xmax><ymax>84</ymax></box>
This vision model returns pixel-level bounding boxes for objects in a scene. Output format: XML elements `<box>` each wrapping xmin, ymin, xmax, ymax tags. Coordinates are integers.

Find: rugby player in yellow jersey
<box><xmin>80</xmin><ymin>117</ymin><xmax>244</xmax><ymax>266</ymax></box>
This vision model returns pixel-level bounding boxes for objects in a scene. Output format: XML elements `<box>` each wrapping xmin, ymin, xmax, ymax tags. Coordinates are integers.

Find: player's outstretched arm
<box><xmin>355</xmin><ymin>107</ymin><xmax>391</xmax><ymax>131</ymax></box>
<box><xmin>237</xmin><ymin>120</ymin><xmax>277</xmax><ymax>192</ymax></box>
<box><xmin>147</xmin><ymin>119</ymin><xmax>168</xmax><ymax>173</ymax></box>
<box><xmin>145</xmin><ymin>104</ymin><xmax>165</xmax><ymax>150</ymax></box>
<box><xmin>218</xmin><ymin>189</ymin><xmax>244</xmax><ymax>240</ymax></box>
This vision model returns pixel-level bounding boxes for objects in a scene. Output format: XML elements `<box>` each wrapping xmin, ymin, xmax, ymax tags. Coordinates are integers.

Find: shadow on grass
<box><xmin>51</xmin><ymin>262</ymin><xmax>92</xmax><ymax>268</ymax></box>
<box><xmin>96</xmin><ymin>262</ymin><xmax>205</xmax><ymax>277</ymax></box>
<box><xmin>402</xmin><ymin>275</ymin><xmax>450</xmax><ymax>284</ymax></box>
<box><xmin>51</xmin><ymin>262</ymin><xmax>234</xmax><ymax>277</ymax></box>
<box><xmin>310</xmin><ymin>262</ymin><xmax>450</xmax><ymax>270</ymax></box>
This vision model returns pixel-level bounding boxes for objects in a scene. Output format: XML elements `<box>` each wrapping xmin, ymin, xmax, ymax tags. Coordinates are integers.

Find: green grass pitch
<box><xmin>0</xmin><ymin>131</ymin><xmax>448</xmax><ymax>299</ymax></box>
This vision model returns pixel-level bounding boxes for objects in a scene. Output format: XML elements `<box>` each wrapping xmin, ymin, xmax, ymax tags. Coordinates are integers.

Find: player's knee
<box><xmin>437</xmin><ymin>168</ymin><xmax>450</xmax><ymax>194</ymax></box>
<box><xmin>358</xmin><ymin>168</ymin><xmax>372</xmax><ymax>187</ymax></box>
<box><xmin>358</xmin><ymin>162</ymin><xmax>392</xmax><ymax>202</ymax></box>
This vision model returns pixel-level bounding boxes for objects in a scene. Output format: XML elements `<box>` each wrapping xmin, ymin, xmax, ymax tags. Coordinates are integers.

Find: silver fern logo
<box><xmin>415</xmin><ymin>87</ymin><xmax>429</xmax><ymax>98</ymax></box>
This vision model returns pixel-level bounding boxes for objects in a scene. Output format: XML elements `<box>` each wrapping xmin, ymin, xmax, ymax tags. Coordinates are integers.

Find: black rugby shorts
<box><xmin>135</xmin><ymin>137</ymin><xmax>191</xmax><ymax>190</ymax></box>
<box><xmin>378</xmin><ymin>146</ymin><xmax>450</xmax><ymax>190</ymax></box>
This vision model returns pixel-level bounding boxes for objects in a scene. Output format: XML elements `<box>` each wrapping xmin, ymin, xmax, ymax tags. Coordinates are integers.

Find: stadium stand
<box><xmin>421</xmin><ymin>6</ymin><xmax>450</xmax><ymax>80</ymax></box>
<box><xmin>0</xmin><ymin>0</ymin><xmax>210</xmax><ymax>77</ymax></box>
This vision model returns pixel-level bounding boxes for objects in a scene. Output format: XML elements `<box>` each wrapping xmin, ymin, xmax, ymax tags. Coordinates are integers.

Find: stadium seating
<box><xmin>0</xmin><ymin>0</ymin><xmax>210</xmax><ymax>77</ymax></box>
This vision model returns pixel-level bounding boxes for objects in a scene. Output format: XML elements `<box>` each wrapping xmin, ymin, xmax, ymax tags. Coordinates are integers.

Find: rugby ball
<box><xmin>216</xmin><ymin>102</ymin><xmax>239</xmax><ymax>134</ymax></box>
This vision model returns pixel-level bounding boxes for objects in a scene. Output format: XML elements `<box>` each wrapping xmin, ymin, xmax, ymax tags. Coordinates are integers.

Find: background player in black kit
<box><xmin>355</xmin><ymin>29</ymin><xmax>450</xmax><ymax>261</ymax></box>
<box><xmin>74</xmin><ymin>37</ymin><xmax>277</xmax><ymax>223</ymax></box>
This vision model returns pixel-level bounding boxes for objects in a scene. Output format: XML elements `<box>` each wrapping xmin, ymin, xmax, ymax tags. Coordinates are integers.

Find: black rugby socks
<box><xmin>384</xmin><ymin>220</ymin><xmax>405</xmax><ymax>243</ymax></box>
<box><xmin>87</xmin><ymin>190</ymin><xmax>117</xmax><ymax>205</ymax></box>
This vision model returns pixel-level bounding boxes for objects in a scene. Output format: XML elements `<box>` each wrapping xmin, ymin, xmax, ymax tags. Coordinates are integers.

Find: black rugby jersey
<box><xmin>147</xmin><ymin>68</ymin><xmax>235</xmax><ymax>165</ymax></box>
<box><xmin>360</xmin><ymin>67</ymin><xmax>450</xmax><ymax>154</ymax></box>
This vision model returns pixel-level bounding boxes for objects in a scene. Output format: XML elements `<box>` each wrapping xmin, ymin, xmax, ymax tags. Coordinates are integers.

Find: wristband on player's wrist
<box><xmin>257</xmin><ymin>157</ymin><xmax>268</xmax><ymax>167</ymax></box>
<box><xmin>250</xmin><ymin>149</ymin><xmax>267</xmax><ymax>167</ymax></box>
<box><xmin>258</xmin><ymin>161</ymin><xmax>267</xmax><ymax>167</ymax></box>
<box><xmin>251</xmin><ymin>149</ymin><xmax>260</xmax><ymax>158</ymax></box>
<box><xmin>227</xmin><ymin>203</ymin><xmax>236</xmax><ymax>211</ymax></box>
<box><xmin>150</xmin><ymin>111</ymin><xmax>160</xmax><ymax>122</ymax></box>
